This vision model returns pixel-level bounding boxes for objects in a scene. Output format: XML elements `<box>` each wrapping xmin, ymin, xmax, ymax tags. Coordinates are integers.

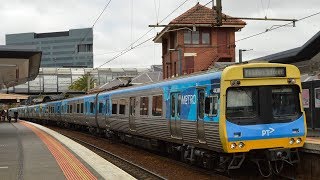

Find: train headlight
<box><xmin>238</xmin><ymin>142</ymin><xmax>245</xmax><ymax>148</ymax></box>
<box><xmin>230</xmin><ymin>80</ymin><xmax>241</xmax><ymax>87</ymax></box>
<box><xmin>289</xmin><ymin>138</ymin><xmax>295</xmax><ymax>145</ymax></box>
<box><xmin>288</xmin><ymin>78</ymin><xmax>296</xmax><ymax>84</ymax></box>
<box><xmin>230</xmin><ymin>143</ymin><xmax>237</xmax><ymax>149</ymax></box>
<box><xmin>296</xmin><ymin>138</ymin><xmax>302</xmax><ymax>144</ymax></box>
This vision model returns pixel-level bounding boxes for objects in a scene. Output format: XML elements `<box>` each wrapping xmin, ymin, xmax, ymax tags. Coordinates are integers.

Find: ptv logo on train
<box><xmin>262</xmin><ymin>128</ymin><xmax>275</xmax><ymax>136</ymax></box>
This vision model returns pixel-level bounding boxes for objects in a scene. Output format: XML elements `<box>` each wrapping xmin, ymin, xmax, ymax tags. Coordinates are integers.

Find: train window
<box><xmin>99</xmin><ymin>102</ymin><xmax>103</xmax><ymax>114</ymax></box>
<box><xmin>130</xmin><ymin>97</ymin><xmax>135</xmax><ymax>116</ymax></box>
<box><xmin>119</xmin><ymin>99</ymin><xmax>126</xmax><ymax>115</ymax></box>
<box><xmin>205</xmin><ymin>96</ymin><xmax>218</xmax><ymax>116</ymax></box>
<box><xmin>140</xmin><ymin>97</ymin><xmax>149</xmax><ymax>116</ymax></box>
<box><xmin>198</xmin><ymin>91</ymin><xmax>205</xmax><ymax>119</ymax></box>
<box><xmin>171</xmin><ymin>94</ymin><xmax>176</xmax><ymax>118</ymax></box>
<box><xmin>112</xmin><ymin>103</ymin><xmax>118</xmax><ymax>114</ymax></box>
<box><xmin>90</xmin><ymin>102</ymin><xmax>94</xmax><ymax>114</ymax></box>
<box><xmin>70</xmin><ymin>105</ymin><xmax>73</xmax><ymax>113</ymax></box>
<box><xmin>77</xmin><ymin>104</ymin><xmax>80</xmax><ymax>113</ymax></box>
<box><xmin>226</xmin><ymin>87</ymin><xmax>258</xmax><ymax>118</ymax></box>
<box><xmin>152</xmin><ymin>95</ymin><xmax>163</xmax><ymax>116</ymax></box>
<box><xmin>272</xmin><ymin>86</ymin><xmax>301</xmax><ymax>118</ymax></box>
<box><xmin>105</xmin><ymin>100</ymin><xmax>109</xmax><ymax>114</ymax></box>
<box><xmin>177</xmin><ymin>94</ymin><xmax>181</xmax><ymax>117</ymax></box>
<box><xmin>80</xmin><ymin>103</ymin><xmax>84</xmax><ymax>113</ymax></box>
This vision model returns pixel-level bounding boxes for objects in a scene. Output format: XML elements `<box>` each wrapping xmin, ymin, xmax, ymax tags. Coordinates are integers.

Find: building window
<box><xmin>192</xmin><ymin>31</ymin><xmax>200</xmax><ymax>44</ymax></box>
<box><xmin>152</xmin><ymin>95</ymin><xmax>162</xmax><ymax>116</ymax></box>
<box><xmin>140</xmin><ymin>97</ymin><xmax>149</xmax><ymax>115</ymax></box>
<box><xmin>77</xmin><ymin>44</ymin><xmax>93</xmax><ymax>52</ymax></box>
<box><xmin>163</xmin><ymin>39</ymin><xmax>168</xmax><ymax>55</ymax></box>
<box><xmin>184</xmin><ymin>30</ymin><xmax>211</xmax><ymax>45</ymax></box>
<box><xmin>184</xmin><ymin>31</ymin><xmax>191</xmax><ymax>44</ymax></box>
<box><xmin>202</xmin><ymin>32</ymin><xmax>210</xmax><ymax>44</ymax></box>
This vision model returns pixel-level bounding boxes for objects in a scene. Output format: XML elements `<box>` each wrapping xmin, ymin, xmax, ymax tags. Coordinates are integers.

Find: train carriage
<box><xmin>14</xmin><ymin>63</ymin><xmax>306</xmax><ymax>175</ymax></box>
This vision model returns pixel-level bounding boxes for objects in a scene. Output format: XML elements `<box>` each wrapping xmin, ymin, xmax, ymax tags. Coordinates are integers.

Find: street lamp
<box><xmin>239</xmin><ymin>49</ymin><xmax>253</xmax><ymax>63</ymax></box>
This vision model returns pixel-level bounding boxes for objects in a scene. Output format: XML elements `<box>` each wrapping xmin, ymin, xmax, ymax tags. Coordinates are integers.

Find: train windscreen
<box><xmin>226</xmin><ymin>85</ymin><xmax>302</xmax><ymax>125</ymax></box>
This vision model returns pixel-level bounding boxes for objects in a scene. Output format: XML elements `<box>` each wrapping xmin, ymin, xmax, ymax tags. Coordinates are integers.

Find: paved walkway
<box><xmin>0</xmin><ymin>121</ymin><xmax>135</xmax><ymax>180</ymax></box>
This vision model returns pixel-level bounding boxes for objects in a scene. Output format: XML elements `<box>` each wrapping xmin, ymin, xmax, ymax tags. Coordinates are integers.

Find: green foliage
<box><xmin>68</xmin><ymin>74</ymin><xmax>96</xmax><ymax>92</ymax></box>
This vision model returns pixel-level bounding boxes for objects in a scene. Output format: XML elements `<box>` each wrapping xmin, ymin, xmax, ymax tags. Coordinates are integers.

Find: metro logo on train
<box><xmin>181</xmin><ymin>95</ymin><xmax>196</xmax><ymax>105</ymax></box>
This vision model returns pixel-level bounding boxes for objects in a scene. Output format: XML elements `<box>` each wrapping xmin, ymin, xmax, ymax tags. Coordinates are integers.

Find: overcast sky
<box><xmin>0</xmin><ymin>0</ymin><xmax>319</xmax><ymax>68</ymax></box>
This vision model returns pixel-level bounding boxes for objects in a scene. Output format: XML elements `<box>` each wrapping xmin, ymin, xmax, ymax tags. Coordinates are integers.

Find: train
<box><xmin>10</xmin><ymin>63</ymin><xmax>306</xmax><ymax>176</ymax></box>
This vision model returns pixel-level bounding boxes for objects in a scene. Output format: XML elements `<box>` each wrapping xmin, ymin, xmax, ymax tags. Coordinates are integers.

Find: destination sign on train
<box><xmin>243</xmin><ymin>67</ymin><xmax>286</xmax><ymax>78</ymax></box>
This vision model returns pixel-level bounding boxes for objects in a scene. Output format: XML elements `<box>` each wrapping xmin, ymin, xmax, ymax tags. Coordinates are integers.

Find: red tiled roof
<box><xmin>170</xmin><ymin>3</ymin><xmax>246</xmax><ymax>26</ymax></box>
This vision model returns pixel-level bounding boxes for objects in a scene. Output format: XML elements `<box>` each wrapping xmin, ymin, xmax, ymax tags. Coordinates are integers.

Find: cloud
<box><xmin>0</xmin><ymin>0</ymin><xmax>319</xmax><ymax>67</ymax></box>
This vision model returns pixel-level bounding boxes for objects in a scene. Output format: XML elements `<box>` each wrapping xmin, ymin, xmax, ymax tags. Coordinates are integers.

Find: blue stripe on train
<box><xmin>226</xmin><ymin>115</ymin><xmax>305</xmax><ymax>141</ymax></box>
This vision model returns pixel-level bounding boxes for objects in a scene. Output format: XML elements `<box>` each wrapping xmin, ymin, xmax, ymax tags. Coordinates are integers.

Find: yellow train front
<box><xmin>219</xmin><ymin>63</ymin><xmax>306</xmax><ymax>170</ymax></box>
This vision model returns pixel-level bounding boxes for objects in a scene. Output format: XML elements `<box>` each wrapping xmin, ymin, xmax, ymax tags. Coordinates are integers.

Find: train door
<box><xmin>197</xmin><ymin>89</ymin><xmax>206</xmax><ymax>143</ymax></box>
<box><xmin>129</xmin><ymin>97</ymin><xmax>136</xmax><ymax>131</ymax></box>
<box><xmin>170</xmin><ymin>92</ymin><xmax>182</xmax><ymax>139</ymax></box>
<box><xmin>105</xmin><ymin>98</ymin><xmax>111</xmax><ymax>128</ymax></box>
<box><xmin>97</xmin><ymin>99</ymin><xmax>106</xmax><ymax>128</ymax></box>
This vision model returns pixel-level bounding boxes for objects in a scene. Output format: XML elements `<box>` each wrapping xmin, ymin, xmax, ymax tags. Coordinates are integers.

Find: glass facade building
<box><xmin>3</xmin><ymin>67</ymin><xmax>147</xmax><ymax>94</ymax></box>
<box><xmin>6</xmin><ymin>28</ymin><xmax>93</xmax><ymax>68</ymax></box>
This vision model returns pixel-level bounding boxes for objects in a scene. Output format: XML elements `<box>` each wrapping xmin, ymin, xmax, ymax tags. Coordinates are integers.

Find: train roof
<box><xmin>100</xmin><ymin>70</ymin><xmax>222</xmax><ymax>96</ymax></box>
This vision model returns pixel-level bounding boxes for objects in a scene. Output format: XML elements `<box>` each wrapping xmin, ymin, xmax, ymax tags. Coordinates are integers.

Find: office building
<box><xmin>6</xmin><ymin>28</ymin><xmax>93</xmax><ymax>68</ymax></box>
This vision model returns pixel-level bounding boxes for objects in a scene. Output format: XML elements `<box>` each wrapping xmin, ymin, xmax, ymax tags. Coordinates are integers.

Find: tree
<box><xmin>68</xmin><ymin>74</ymin><xmax>96</xmax><ymax>92</ymax></box>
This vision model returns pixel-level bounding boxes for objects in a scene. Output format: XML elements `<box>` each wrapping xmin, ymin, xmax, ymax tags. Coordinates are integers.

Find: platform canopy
<box><xmin>0</xmin><ymin>45</ymin><xmax>41</xmax><ymax>89</ymax></box>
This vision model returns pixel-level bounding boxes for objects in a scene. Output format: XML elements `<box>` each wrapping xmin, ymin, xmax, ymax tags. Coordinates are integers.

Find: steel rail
<box><xmin>60</xmin><ymin>132</ymin><xmax>167</xmax><ymax>180</ymax></box>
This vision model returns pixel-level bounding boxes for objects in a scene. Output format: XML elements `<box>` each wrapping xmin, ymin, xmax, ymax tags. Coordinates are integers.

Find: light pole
<box><xmin>239</xmin><ymin>49</ymin><xmax>253</xmax><ymax>63</ymax></box>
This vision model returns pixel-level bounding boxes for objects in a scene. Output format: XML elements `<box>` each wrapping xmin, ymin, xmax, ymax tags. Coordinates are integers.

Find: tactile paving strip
<box><xmin>20</xmin><ymin>121</ymin><xmax>97</xmax><ymax>180</ymax></box>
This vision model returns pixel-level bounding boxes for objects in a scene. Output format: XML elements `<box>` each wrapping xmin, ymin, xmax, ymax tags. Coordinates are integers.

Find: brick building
<box><xmin>153</xmin><ymin>3</ymin><xmax>246</xmax><ymax>79</ymax></box>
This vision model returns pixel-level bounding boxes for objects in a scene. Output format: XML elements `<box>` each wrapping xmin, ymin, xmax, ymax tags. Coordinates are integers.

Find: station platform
<box><xmin>303</xmin><ymin>136</ymin><xmax>320</xmax><ymax>154</ymax></box>
<box><xmin>0</xmin><ymin>120</ymin><xmax>135</xmax><ymax>180</ymax></box>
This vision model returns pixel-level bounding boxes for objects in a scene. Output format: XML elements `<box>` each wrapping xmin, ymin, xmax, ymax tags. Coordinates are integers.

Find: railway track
<box><xmin>60</xmin><ymin>132</ymin><xmax>167</xmax><ymax>180</ymax></box>
<box><xmin>48</xmin><ymin>125</ymin><xmax>299</xmax><ymax>180</ymax></box>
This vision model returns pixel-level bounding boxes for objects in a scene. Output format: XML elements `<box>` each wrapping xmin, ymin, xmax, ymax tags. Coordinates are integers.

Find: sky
<box><xmin>0</xmin><ymin>0</ymin><xmax>319</xmax><ymax>68</ymax></box>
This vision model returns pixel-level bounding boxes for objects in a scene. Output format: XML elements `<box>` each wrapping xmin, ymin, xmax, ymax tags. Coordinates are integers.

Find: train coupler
<box><xmin>266</xmin><ymin>148</ymin><xmax>299</xmax><ymax>164</ymax></box>
<box><xmin>228</xmin><ymin>153</ymin><xmax>245</xmax><ymax>169</ymax></box>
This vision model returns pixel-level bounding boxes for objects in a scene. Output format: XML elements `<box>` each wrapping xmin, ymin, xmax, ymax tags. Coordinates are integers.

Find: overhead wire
<box><xmin>154</xmin><ymin>0</ymin><xmax>159</xmax><ymax>23</ymax></box>
<box><xmin>94</xmin><ymin>0</ymin><xmax>194</xmax><ymax>69</ymax></box>
<box><xmin>71</xmin><ymin>0</ymin><xmax>112</xmax><ymax>54</ymax></box>
<box><xmin>130</xmin><ymin>0</ymin><xmax>134</xmax><ymax>48</ymax></box>
<box><xmin>236</xmin><ymin>11</ymin><xmax>320</xmax><ymax>42</ymax></box>
<box><xmin>94</xmin><ymin>44</ymin><xmax>158</xmax><ymax>56</ymax></box>
<box><xmin>266</xmin><ymin>0</ymin><xmax>271</xmax><ymax>17</ymax></box>
<box><xmin>95</xmin><ymin>1</ymin><xmax>320</xmax><ymax>70</ymax></box>
<box><xmin>194</xmin><ymin>11</ymin><xmax>320</xmax><ymax>68</ymax></box>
